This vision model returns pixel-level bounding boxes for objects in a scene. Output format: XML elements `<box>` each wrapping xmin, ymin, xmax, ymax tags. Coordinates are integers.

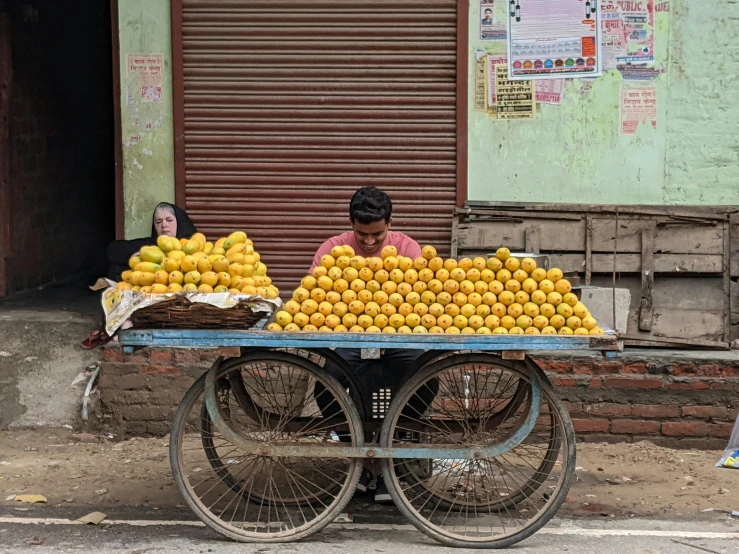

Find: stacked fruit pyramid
<box><xmin>269</xmin><ymin>245</ymin><xmax>603</xmax><ymax>334</ymax></box>
<box><xmin>116</xmin><ymin>231</ymin><xmax>280</xmax><ymax>299</ymax></box>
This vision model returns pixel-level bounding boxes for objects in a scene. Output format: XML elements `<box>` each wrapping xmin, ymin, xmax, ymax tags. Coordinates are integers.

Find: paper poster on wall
<box><xmin>495</xmin><ymin>64</ymin><xmax>536</xmax><ymax>119</ymax></box>
<box><xmin>601</xmin><ymin>0</ymin><xmax>655</xmax><ymax>70</ymax></box>
<box><xmin>480</xmin><ymin>0</ymin><xmax>508</xmax><ymax>40</ymax></box>
<box><xmin>620</xmin><ymin>85</ymin><xmax>657</xmax><ymax>135</ymax></box>
<box><xmin>127</xmin><ymin>54</ymin><xmax>164</xmax><ymax>102</ymax></box>
<box><xmin>535</xmin><ymin>79</ymin><xmax>564</xmax><ymax>104</ymax></box>
<box><xmin>474</xmin><ymin>55</ymin><xmax>487</xmax><ymax>111</ymax></box>
<box><xmin>506</xmin><ymin>0</ymin><xmax>602</xmax><ymax>80</ymax></box>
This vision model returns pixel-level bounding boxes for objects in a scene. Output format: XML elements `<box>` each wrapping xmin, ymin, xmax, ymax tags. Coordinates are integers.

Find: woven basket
<box><xmin>130</xmin><ymin>297</ymin><xmax>266</xmax><ymax>330</ymax></box>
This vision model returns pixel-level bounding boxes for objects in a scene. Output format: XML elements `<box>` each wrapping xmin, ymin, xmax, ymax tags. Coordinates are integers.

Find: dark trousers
<box><xmin>317</xmin><ymin>349</ymin><xmax>438</xmax><ymax>426</ymax></box>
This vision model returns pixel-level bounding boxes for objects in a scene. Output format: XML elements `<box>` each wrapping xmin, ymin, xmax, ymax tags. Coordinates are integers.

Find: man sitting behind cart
<box><xmin>311</xmin><ymin>186</ymin><xmax>426</xmax><ymax>503</ymax></box>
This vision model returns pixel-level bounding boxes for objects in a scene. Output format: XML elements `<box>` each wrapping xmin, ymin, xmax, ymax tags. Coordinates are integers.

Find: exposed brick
<box><xmin>572</xmin><ymin>361</ymin><xmax>594</xmax><ymax>375</ymax></box>
<box><xmin>564</xmin><ymin>402</ymin><xmax>583</xmax><ymax>414</ymax></box>
<box><xmin>148</xmin><ymin>350</ymin><xmax>172</xmax><ymax>364</ymax></box>
<box><xmin>707</xmin><ymin>423</ymin><xmax>734</xmax><ymax>438</ymax></box>
<box><xmin>571</xmin><ymin>418</ymin><xmax>610</xmax><ymax>433</ymax></box>
<box><xmin>141</xmin><ymin>365</ymin><xmax>181</xmax><ymax>377</ymax></box>
<box><xmin>589</xmin><ymin>377</ymin><xmax>603</xmax><ymax>388</ymax></box>
<box><xmin>594</xmin><ymin>362</ymin><xmax>622</xmax><ymax>375</ymax></box>
<box><xmin>666</xmin><ymin>380</ymin><xmax>710</xmax><ymax>391</ymax></box>
<box><xmin>662</xmin><ymin>421</ymin><xmax>708</xmax><ymax>437</ymax></box>
<box><xmin>710</xmin><ymin>380</ymin><xmax>735</xmax><ymax>391</ymax></box>
<box><xmin>199</xmin><ymin>349</ymin><xmax>220</xmax><ymax>364</ymax></box>
<box><xmin>586</xmin><ymin>402</ymin><xmax>632</xmax><ymax>417</ymax></box>
<box><xmin>611</xmin><ymin>420</ymin><xmax>661</xmax><ymax>434</ymax></box>
<box><xmin>124</xmin><ymin>348</ymin><xmax>149</xmax><ymax>364</ymax></box>
<box><xmin>114</xmin><ymin>373</ymin><xmax>149</xmax><ymax>391</ymax></box>
<box><xmin>621</xmin><ymin>363</ymin><xmax>646</xmax><ymax>375</ymax></box>
<box><xmin>103</xmin><ymin>347</ymin><xmax>124</xmax><ymax>363</ymax></box>
<box><xmin>631</xmin><ymin>404</ymin><xmax>679</xmax><ymax>418</ymax></box>
<box><xmin>552</xmin><ymin>377</ymin><xmax>577</xmax><ymax>387</ymax></box>
<box><xmin>605</xmin><ymin>377</ymin><xmax>663</xmax><ymax>389</ymax></box>
<box><xmin>547</xmin><ymin>361</ymin><xmax>573</xmax><ymax>374</ymax></box>
<box><xmin>174</xmin><ymin>349</ymin><xmax>200</xmax><ymax>366</ymax></box>
<box><xmin>218</xmin><ymin>346</ymin><xmax>241</xmax><ymax>358</ymax></box>
<box><xmin>672</xmin><ymin>363</ymin><xmax>696</xmax><ymax>376</ymax></box>
<box><xmin>680</xmin><ymin>406</ymin><xmax>727</xmax><ymax>420</ymax></box>
<box><xmin>697</xmin><ymin>364</ymin><xmax>722</xmax><ymax>377</ymax></box>
<box><xmin>720</xmin><ymin>364</ymin><xmax>739</xmax><ymax>377</ymax></box>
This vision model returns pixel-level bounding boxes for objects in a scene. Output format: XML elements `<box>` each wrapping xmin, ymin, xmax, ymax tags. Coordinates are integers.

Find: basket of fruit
<box><xmin>114</xmin><ymin>231</ymin><xmax>280</xmax><ymax>330</ymax></box>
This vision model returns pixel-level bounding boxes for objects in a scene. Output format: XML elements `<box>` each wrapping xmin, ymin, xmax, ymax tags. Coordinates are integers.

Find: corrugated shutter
<box><xmin>177</xmin><ymin>0</ymin><xmax>460</xmax><ymax>292</ymax></box>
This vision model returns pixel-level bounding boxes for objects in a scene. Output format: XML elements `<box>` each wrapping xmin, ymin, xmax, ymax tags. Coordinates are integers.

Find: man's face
<box><xmin>352</xmin><ymin>218</ymin><xmax>390</xmax><ymax>254</ymax></box>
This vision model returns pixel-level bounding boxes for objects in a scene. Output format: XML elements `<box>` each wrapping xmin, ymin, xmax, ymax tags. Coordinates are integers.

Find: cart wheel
<box><xmin>170</xmin><ymin>352</ymin><xmax>364</xmax><ymax>543</ymax></box>
<box><xmin>380</xmin><ymin>354</ymin><xmax>575</xmax><ymax>549</ymax></box>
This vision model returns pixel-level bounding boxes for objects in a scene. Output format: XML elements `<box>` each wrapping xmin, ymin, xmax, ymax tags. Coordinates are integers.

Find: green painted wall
<box><xmin>118</xmin><ymin>0</ymin><xmax>175</xmax><ymax>239</ymax></box>
<box><xmin>468</xmin><ymin>0</ymin><xmax>739</xmax><ymax>205</ymax></box>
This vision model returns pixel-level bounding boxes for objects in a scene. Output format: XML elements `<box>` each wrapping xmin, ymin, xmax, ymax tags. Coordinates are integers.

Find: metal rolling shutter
<box><xmin>178</xmin><ymin>0</ymin><xmax>459</xmax><ymax>292</ymax></box>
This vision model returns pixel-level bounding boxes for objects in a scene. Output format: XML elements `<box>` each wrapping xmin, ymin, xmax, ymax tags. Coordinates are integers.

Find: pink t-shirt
<box><xmin>310</xmin><ymin>231</ymin><xmax>422</xmax><ymax>271</ymax></box>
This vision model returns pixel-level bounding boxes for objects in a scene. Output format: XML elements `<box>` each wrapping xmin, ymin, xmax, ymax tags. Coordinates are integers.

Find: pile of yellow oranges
<box><xmin>269</xmin><ymin>245</ymin><xmax>604</xmax><ymax>335</ymax></box>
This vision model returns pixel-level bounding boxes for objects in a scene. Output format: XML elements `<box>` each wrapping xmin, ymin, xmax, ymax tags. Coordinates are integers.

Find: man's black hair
<box><xmin>349</xmin><ymin>187</ymin><xmax>393</xmax><ymax>224</ymax></box>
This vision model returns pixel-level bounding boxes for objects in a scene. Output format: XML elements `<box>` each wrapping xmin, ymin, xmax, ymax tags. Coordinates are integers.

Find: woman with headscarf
<box><xmin>82</xmin><ymin>203</ymin><xmax>198</xmax><ymax>348</ymax></box>
<box><xmin>106</xmin><ymin>202</ymin><xmax>197</xmax><ymax>281</ymax></box>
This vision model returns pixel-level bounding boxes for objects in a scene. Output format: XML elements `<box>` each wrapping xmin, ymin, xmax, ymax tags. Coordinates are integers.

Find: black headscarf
<box><xmin>106</xmin><ymin>203</ymin><xmax>198</xmax><ymax>281</ymax></box>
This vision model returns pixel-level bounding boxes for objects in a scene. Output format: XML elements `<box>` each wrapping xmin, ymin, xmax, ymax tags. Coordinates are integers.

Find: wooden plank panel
<box><xmin>639</xmin><ymin>227</ymin><xmax>655</xmax><ymax>331</ymax></box>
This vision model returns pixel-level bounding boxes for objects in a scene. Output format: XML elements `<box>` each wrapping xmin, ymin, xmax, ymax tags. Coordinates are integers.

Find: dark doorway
<box><xmin>0</xmin><ymin>0</ymin><xmax>115</xmax><ymax>297</ymax></box>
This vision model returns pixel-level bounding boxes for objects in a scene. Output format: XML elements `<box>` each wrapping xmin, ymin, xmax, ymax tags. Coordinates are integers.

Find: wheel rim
<box><xmin>380</xmin><ymin>355</ymin><xmax>575</xmax><ymax>546</ymax></box>
<box><xmin>171</xmin><ymin>353</ymin><xmax>363</xmax><ymax>542</ymax></box>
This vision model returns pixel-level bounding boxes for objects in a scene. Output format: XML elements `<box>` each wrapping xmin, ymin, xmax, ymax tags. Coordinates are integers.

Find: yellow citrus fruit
<box><xmin>331</xmin><ymin>278</ymin><xmax>348</xmax><ymax>294</ymax></box>
<box><xmin>573</xmin><ymin>302</ymin><xmax>589</xmax><ymax>319</ymax></box>
<box><xmin>467</xmin><ymin>315</ymin><xmax>483</xmax><ymax>330</ymax></box>
<box><xmin>436</xmin><ymin>291</ymin><xmax>452</xmax><ymax>306</ymax></box>
<box><xmin>540</xmin><ymin>303</ymin><xmax>556</xmax><ymax>318</ymax></box>
<box><xmin>549</xmin><ymin>314</ymin><xmax>566</xmax><ymax>329</ymax></box>
<box><xmin>515</xmin><ymin>291</ymin><xmax>530</xmax><ymax>305</ymax></box>
<box><xmin>346</xmin><ymin>325</ymin><xmax>362</xmax><ymax>333</ymax></box>
<box><xmin>403</xmin><ymin>269</ymin><xmax>418</xmax><ymax>285</ymax></box>
<box><xmin>398</xmin><ymin>303</ymin><xmax>414</xmax><ymax>317</ymax></box>
<box><xmin>301</xmin><ymin>275</ymin><xmax>317</xmax><ymax>291</ymax></box>
<box><xmin>382</xmin><ymin>326</ymin><xmax>397</xmax><ymax>334</ymax></box>
<box><xmin>516</xmin><ymin>315</ymin><xmax>533</xmax><ymax>329</ymax></box>
<box><xmin>498</xmin><ymin>291</ymin><xmax>515</xmax><ymax>306</ymax></box>
<box><xmin>524</xmin><ymin>302</ymin><xmax>540</xmax><ymax>318</ymax></box>
<box><xmin>507</xmin><ymin>303</ymin><xmax>524</xmax><ymax>318</ymax></box>
<box><xmin>379</xmin><ymin>303</ymin><xmax>395</xmax><ymax>318</ymax></box>
<box><xmin>566</xmin><ymin>315</ymin><xmax>582</xmax><ymax>329</ymax></box>
<box><xmin>282</xmin><ymin>300</ymin><xmax>299</xmax><ymax>316</ymax></box>
<box><xmin>320</xmin><ymin>254</ymin><xmax>336</xmax><ymax>269</ymax></box>
<box><xmin>389</xmin><ymin>268</ymin><xmax>405</xmax><ymax>284</ymax></box>
<box><xmin>350</xmin><ymin>279</ymin><xmax>366</xmax><ymax>293</ymax></box>
<box><xmin>313</xmin><ymin>265</ymin><xmax>328</xmax><ymax>278</ymax></box>
<box><xmin>428</xmin><ymin>257</ymin><xmax>444</xmax><ymax>271</ymax></box>
<box><xmin>419</xmin><ymin>269</ymin><xmax>435</xmax><ymax>283</ymax></box>
<box><xmin>436</xmin><ymin>314</ymin><xmax>453</xmax><ymax>329</ymax></box>
<box><xmin>509</xmin><ymin>327</ymin><xmax>524</xmax><ymax>335</ymax></box>
<box><xmin>525</xmin><ymin>326</ymin><xmax>540</xmax><ymax>335</ymax></box>
<box><xmin>421</xmin><ymin>291</ymin><xmax>437</xmax><ymax>305</ymax></box>
<box><xmin>590</xmin><ymin>327</ymin><xmax>604</xmax><ymax>335</ymax></box>
<box><xmin>445</xmin><ymin>303</ymin><xmax>461</xmax><ymax>317</ymax></box>
<box><xmin>292</xmin><ymin>287</ymin><xmax>309</xmax><ymax>302</ymax></box>
<box><xmin>505</xmin><ymin>257</ymin><xmax>520</xmax><ymax>272</ymax></box>
<box><xmin>474</xmin><ymin>281</ymin><xmax>489</xmax><ymax>295</ymax></box>
<box><xmin>311</xmin><ymin>288</ymin><xmax>326</xmax><ymax>303</ymax></box>
<box><xmin>466</xmin><ymin>268</ymin><xmax>481</xmax><ymax>283</ymax></box>
<box><xmin>413</xmin><ymin>257</ymin><xmax>428</xmax><ymax>271</ymax></box>
<box><xmin>346</xmin><ymin>300</ymin><xmax>364</xmax><ymax>315</ymax></box>
<box><xmin>558</xmin><ymin>326</ymin><xmax>574</xmax><ymax>335</ymax></box>
<box><xmin>512</xmin><ymin>269</ymin><xmax>528</xmax><ymax>284</ymax></box>
<box><xmin>325</xmin><ymin>291</ymin><xmax>341</xmax><ymax>304</ymax></box>
<box><xmin>530</xmin><ymin>268</ymin><xmax>547</xmax><ymax>283</ymax></box>
<box><xmin>484</xmin><ymin>315</ymin><xmax>500</xmax><ymax>329</ymax></box>
<box><xmin>373</xmin><ymin>314</ymin><xmax>389</xmax><ymax>329</ymax></box>
<box><xmin>460</xmin><ymin>304</ymin><xmax>476</xmax><ymax>318</ymax></box>
<box><xmin>374</xmin><ymin>269</ymin><xmax>389</xmax><ymax>284</ymax></box>
<box><xmin>500</xmin><ymin>315</ymin><xmax>516</xmax><ymax>330</ymax></box>
<box><xmin>343</xmin><ymin>267</ymin><xmax>359</xmax><ymax>282</ymax></box>
<box><xmin>412</xmin><ymin>326</ymin><xmax>427</xmax><ymax>334</ymax></box>
<box><xmin>366</xmin><ymin>324</ymin><xmax>382</xmax><ymax>333</ymax></box>
<box><xmin>489</xmin><ymin>280</ymin><xmax>504</xmax><ymax>295</ymax></box>
<box><xmin>429</xmin><ymin>326</ymin><xmax>444</xmax><ymax>334</ymax></box>
<box><xmin>421</xmin><ymin>245</ymin><xmax>437</xmax><ymax>260</ymax></box>
<box><xmin>388</xmin><ymin>293</ymin><xmax>404</xmax><ymax>307</ymax></box>
<box><xmin>330</xmin><ymin>246</ymin><xmax>345</xmax><ymax>258</ymax></box>
<box><xmin>459</xmin><ymin>280</ymin><xmax>475</xmax><ymax>295</ymax></box>
<box><xmin>547</xmin><ymin>292</ymin><xmax>563</xmax><ymax>306</ymax></box>
<box><xmin>435</xmin><ymin>268</ymin><xmax>450</xmax><ymax>283</ymax></box>
<box><xmin>467</xmin><ymin>292</ymin><xmax>482</xmax><ymax>307</ymax></box>
<box><xmin>335</xmin><ymin>256</ymin><xmax>351</xmax><ymax>270</ymax></box>
<box><xmin>357</xmin><ymin>314</ymin><xmax>374</xmax><ymax>329</ymax></box>
<box><xmin>197</xmin><ymin>284</ymin><xmax>213</xmax><ymax>294</ymax></box>
<box><xmin>367</xmin><ymin>257</ymin><xmax>384</xmax><ymax>272</ymax></box>
<box><xmin>476</xmin><ymin>304</ymin><xmax>491</xmax><ymax>317</ymax></box>
<box><xmin>359</xmin><ymin>268</ymin><xmax>374</xmax><ymax>282</ymax></box>
<box><xmin>275</xmin><ymin>311</ymin><xmax>293</xmax><ymax>326</ymax></box>
<box><xmin>388</xmin><ymin>314</ymin><xmax>405</xmax><ymax>329</ymax></box>
<box><xmin>333</xmin><ymin>301</ymin><xmax>350</xmax><ymax>318</ymax></box>
<box><xmin>582</xmin><ymin>316</ymin><xmax>597</xmax><ymax>330</ymax></box>
<box><xmin>445</xmin><ymin>326</ymin><xmax>461</xmax><ymax>334</ymax></box>
<box><xmin>450</xmin><ymin>268</ymin><xmax>466</xmax><ymax>283</ymax></box>
<box><xmin>533</xmin><ymin>315</ymin><xmax>549</xmax><ymax>330</ymax></box>
<box><xmin>382</xmin><ymin>281</ymin><xmax>398</xmax><ymax>295</ymax></box>
<box><xmin>365</xmin><ymin>280</ymin><xmax>380</xmax><ymax>294</ymax></box>
<box><xmin>350</xmin><ymin>256</ymin><xmax>368</xmax><ymax>270</ymax></box>
<box><xmin>428</xmin><ymin>303</ymin><xmax>445</xmax><ymax>317</ymax></box>
<box><xmin>495</xmin><ymin>247</ymin><xmax>510</xmax><ymax>261</ymax></box>
<box><xmin>546</xmin><ymin>268</ymin><xmax>563</xmax><ymax>282</ymax></box>
<box><xmin>318</xmin><ymin>301</ymin><xmax>333</xmax><ymax>317</ymax></box>
<box><xmin>342</xmin><ymin>245</ymin><xmax>355</xmax><ymax>257</ymax></box>
<box><xmin>562</xmin><ymin>293</ymin><xmax>579</xmax><ymax>307</ymax></box>
<box><xmin>456</xmin><ymin>258</ymin><xmax>472</xmax><ymax>272</ymax></box>
<box><xmin>453</xmin><ymin>292</ymin><xmax>468</xmax><ymax>307</ymax></box>
<box><xmin>539</xmin><ymin>326</ymin><xmax>555</xmax><ymax>335</ymax></box>
<box><xmin>442</xmin><ymin>258</ymin><xmax>457</xmax><ymax>272</ymax></box>
<box><xmin>529</xmin><ymin>290</ymin><xmax>545</xmax><ymax>306</ymax></box>
<box><xmin>496</xmin><ymin>269</ymin><xmax>512</xmax><ymax>284</ymax></box>
<box><xmin>556</xmin><ymin>303</ymin><xmax>574</xmax><ymax>318</ymax></box>
<box><xmin>363</xmin><ymin>301</ymin><xmax>380</xmax><ymax>317</ymax></box>
<box><xmin>482</xmin><ymin>292</ymin><xmax>497</xmax><ymax>306</ymax></box>
<box><xmin>340</xmin><ymin>313</ymin><xmax>357</xmax><ymax>328</ymax></box>
<box><xmin>505</xmin><ymin>279</ymin><xmax>521</xmax><ymax>294</ymax></box>
<box><xmin>492</xmin><ymin>303</ymin><xmax>507</xmax><ymax>318</ymax></box>
<box><xmin>300</xmin><ymin>299</ymin><xmax>318</xmax><ymax>315</ymax></box>
<box><xmin>555</xmin><ymin>279</ymin><xmax>572</xmax><ymax>295</ymax></box>
<box><xmin>383</xmin><ymin>256</ymin><xmax>399</xmax><ymax>271</ymax></box>
<box><xmin>381</xmin><ymin>245</ymin><xmax>398</xmax><ymax>259</ymax></box>
<box><xmin>197</xmin><ymin>271</ymin><xmax>216</xmax><ymax>287</ymax></box>
<box><xmin>521</xmin><ymin>258</ymin><xmax>537</xmax><ymax>273</ymax></box>
<box><xmin>537</xmin><ymin>279</ymin><xmax>554</xmax><ymax>294</ymax></box>
<box><xmin>396</xmin><ymin>282</ymin><xmax>412</xmax><ymax>297</ymax></box>
<box><xmin>453</xmin><ymin>315</ymin><xmax>468</xmax><ymax>329</ymax></box>
<box><xmin>405</xmin><ymin>313</ymin><xmax>421</xmax><ymax>328</ymax></box>
<box><xmin>443</xmin><ymin>280</ymin><xmax>459</xmax><ymax>294</ymax></box>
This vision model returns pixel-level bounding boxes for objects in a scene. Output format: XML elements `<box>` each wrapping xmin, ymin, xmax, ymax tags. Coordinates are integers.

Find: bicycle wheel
<box><xmin>170</xmin><ymin>351</ymin><xmax>364</xmax><ymax>543</ymax></box>
<box><xmin>380</xmin><ymin>354</ymin><xmax>575</xmax><ymax>549</ymax></box>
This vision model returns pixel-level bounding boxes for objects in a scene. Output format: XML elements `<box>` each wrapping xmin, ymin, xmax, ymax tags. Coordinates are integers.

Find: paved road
<box><xmin>0</xmin><ymin>505</ymin><xmax>738</xmax><ymax>553</ymax></box>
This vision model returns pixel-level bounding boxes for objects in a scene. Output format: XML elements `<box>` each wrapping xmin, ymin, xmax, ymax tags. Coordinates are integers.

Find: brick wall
<box><xmin>99</xmin><ymin>346</ymin><xmax>739</xmax><ymax>449</ymax></box>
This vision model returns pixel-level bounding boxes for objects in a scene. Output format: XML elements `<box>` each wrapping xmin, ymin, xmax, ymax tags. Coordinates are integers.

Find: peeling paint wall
<box><xmin>118</xmin><ymin>0</ymin><xmax>175</xmax><ymax>239</ymax></box>
<box><xmin>468</xmin><ymin>0</ymin><xmax>739</xmax><ymax>205</ymax></box>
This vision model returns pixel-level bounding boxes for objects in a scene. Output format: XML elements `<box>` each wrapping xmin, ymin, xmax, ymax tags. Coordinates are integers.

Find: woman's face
<box><xmin>154</xmin><ymin>208</ymin><xmax>177</xmax><ymax>237</ymax></box>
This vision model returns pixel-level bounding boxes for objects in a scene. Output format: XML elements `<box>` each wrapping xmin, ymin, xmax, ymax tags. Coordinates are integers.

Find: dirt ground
<box><xmin>0</xmin><ymin>429</ymin><xmax>737</xmax><ymax>518</ymax></box>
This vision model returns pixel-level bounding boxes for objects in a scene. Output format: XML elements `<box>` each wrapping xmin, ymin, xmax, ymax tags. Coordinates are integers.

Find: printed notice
<box><xmin>620</xmin><ymin>85</ymin><xmax>657</xmax><ymax>135</ymax></box>
<box><xmin>507</xmin><ymin>0</ymin><xmax>602</xmax><ymax>80</ymax></box>
<box><xmin>601</xmin><ymin>0</ymin><xmax>655</xmax><ymax>70</ymax></box>
<box><xmin>480</xmin><ymin>0</ymin><xmax>507</xmax><ymax>41</ymax></box>
<box><xmin>536</xmin><ymin>79</ymin><xmax>564</xmax><ymax>104</ymax></box>
<box><xmin>127</xmin><ymin>54</ymin><xmax>164</xmax><ymax>102</ymax></box>
<box><xmin>495</xmin><ymin>64</ymin><xmax>535</xmax><ymax>119</ymax></box>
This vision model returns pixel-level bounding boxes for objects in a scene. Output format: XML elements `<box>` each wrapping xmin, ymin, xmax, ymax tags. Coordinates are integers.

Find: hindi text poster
<box><xmin>620</xmin><ymin>85</ymin><xmax>657</xmax><ymax>135</ymax></box>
